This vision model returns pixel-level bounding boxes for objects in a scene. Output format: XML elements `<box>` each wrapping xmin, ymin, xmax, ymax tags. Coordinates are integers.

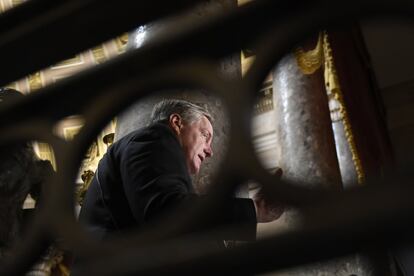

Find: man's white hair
<box><xmin>150</xmin><ymin>99</ymin><xmax>212</xmax><ymax>125</ymax></box>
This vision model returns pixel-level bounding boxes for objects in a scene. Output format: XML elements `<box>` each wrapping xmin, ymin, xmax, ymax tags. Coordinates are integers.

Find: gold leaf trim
<box><xmin>11</xmin><ymin>0</ymin><xmax>24</xmax><ymax>7</ymax></box>
<box><xmin>28</xmin><ymin>72</ymin><xmax>43</xmax><ymax>91</ymax></box>
<box><xmin>91</xmin><ymin>46</ymin><xmax>107</xmax><ymax>64</ymax></box>
<box><xmin>115</xmin><ymin>33</ymin><xmax>129</xmax><ymax>53</ymax></box>
<box><xmin>323</xmin><ymin>31</ymin><xmax>365</xmax><ymax>184</ymax></box>
<box><xmin>51</xmin><ymin>55</ymin><xmax>83</xmax><ymax>69</ymax></box>
<box><xmin>294</xmin><ymin>33</ymin><xmax>324</xmax><ymax>75</ymax></box>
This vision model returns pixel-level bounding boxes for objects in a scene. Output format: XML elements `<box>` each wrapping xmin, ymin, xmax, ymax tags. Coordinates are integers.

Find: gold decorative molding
<box><xmin>103</xmin><ymin>133</ymin><xmax>114</xmax><ymax>146</ymax></box>
<box><xmin>62</xmin><ymin>125</ymin><xmax>82</xmax><ymax>141</ymax></box>
<box><xmin>241</xmin><ymin>50</ymin><xmax>255</xmax><ymax>76</ymax></box>
<box><xmin>323</xmin><ymin>32</ymin><xmax>365</xmax><ymax>184</ymax></box>
<box><xmin>77</xmin><ymin>169</ymin><xmax>95</xmax><ymax>205</ymax></box>
<box><xmin>34</xmin><ymin>142</ymin><xmax>57</xmax><ymax>170</ymax></box>
<box><xmin>238</xmin><ymin>0</ymin><xmax>252</xmax><ymax>6</ymax></box>
<box><xmin>0</xmin><ymin>0</ymin><xmax>127</xmax><ymax>92</ymax></box>
<box><xmin>115</xmin><ymin>33</ymin><xmax>129</xmax><ymax>53</ymax></box>
<box><xmin>11</xmin><ymin>0</ymin><xmax>24</xmax><ymax>7</ymax></box>
<box><xmin>254</xmin><ymin>83</ymin><xmax>273</xmax><ymax>114</ymax></box>
<box><xmin>51</xmin><ymin>55</ymin><xmax>83</xmax><ymax>69</ymax></box>
<box><xmin>28</xmin><ymin>72</ymin><xmax>43</xmax><ymax>91</ymax></box>
<box><xmin>4</xmin><ymin>83</ymin><xmax>17</xmax><ymax>90</ymax></box>
<box><xmin>294</xmin><ymin>33</ymin><xmax>324</xmax><ymax>75</ymax></box>
<box><xmin>91</xmin><ymin>46</ymin><xmax>107</xmax><ymax>64</ymax></box>
<box><xmin>0</xmin><ymin>0</ymin><xmax>25</xmax><ymax>13</ymax></box>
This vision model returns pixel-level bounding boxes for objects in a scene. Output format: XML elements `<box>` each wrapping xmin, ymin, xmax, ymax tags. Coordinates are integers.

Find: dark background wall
<box><xmin>360</xmin><ymin>18</ymin><xmax>414</xmax><ymax>168</ymax></box>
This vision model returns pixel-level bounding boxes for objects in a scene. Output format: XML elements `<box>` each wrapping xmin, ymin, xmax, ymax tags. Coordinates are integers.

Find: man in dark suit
<box><xmin>79</xmin><ymin>99</ymin><xmax>282</xmax><ymax>243</ymax></box>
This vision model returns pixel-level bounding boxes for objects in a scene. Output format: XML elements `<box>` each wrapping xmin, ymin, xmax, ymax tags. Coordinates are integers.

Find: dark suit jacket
<box><xmin>79</xmin><ymin>122</ymin><xmax>256</xmax><ymax>241</ymax></box>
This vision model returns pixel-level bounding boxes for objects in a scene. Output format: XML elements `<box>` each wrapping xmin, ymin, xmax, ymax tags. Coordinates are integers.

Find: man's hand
<box><xmin>252</xmin><ymin>167</ymin><xmax>284</xmax><ymax>223</ymax></box>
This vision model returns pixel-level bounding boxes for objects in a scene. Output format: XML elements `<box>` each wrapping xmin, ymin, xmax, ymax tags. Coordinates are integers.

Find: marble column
<box><xmin>261</xmin><ymin>53</ymin><xmax>388</xmax><ymax>276</ymax></box>
<box><xmin>256</xmin><ymin>51</ymin><xmax>342</xmax><ymax>237</ymax></box>
<box><xmin>272</xmin><ymin>54</ymin><xmax>342</xmax><ymax>190</ymax></box>
<box><xmin>262</xmin><ymin>53</ymin><xmax>336</xmax><ymax>275</ymax></box>
<box><xmin>329</xmin><ymin>96</ymin><xmax>359</xmax><ymax>188</ymax></box>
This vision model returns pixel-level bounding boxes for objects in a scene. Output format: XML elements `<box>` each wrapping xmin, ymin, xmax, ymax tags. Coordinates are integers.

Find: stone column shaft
<box><xmin>272</xmin><ymin>54</ymin><xmax>342</xmax><ymax>190</ymax></box>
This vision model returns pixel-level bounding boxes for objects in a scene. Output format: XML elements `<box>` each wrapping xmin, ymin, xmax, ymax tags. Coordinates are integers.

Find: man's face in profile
<box><xmin>178</xmin><ymin>116</ymin><xmax>213</xmax><ymax>175</ymax></box>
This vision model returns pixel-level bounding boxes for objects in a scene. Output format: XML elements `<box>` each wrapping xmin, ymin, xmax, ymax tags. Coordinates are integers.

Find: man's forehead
<box><xmin>201</xmin><ymin>116</ymin><xmax>213</xmax><ymax>133</ymax></box>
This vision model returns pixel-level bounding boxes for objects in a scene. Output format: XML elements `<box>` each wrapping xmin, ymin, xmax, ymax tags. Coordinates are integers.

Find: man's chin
<box><xmin>189</xmin><ymin>164</ymin><xmax>201</xmax><ymax>175</ymax></box>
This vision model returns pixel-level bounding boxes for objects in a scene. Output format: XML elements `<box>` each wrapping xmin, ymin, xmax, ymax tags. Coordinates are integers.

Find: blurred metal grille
<box><xmin>1</xmin><ymin>0</ymin><xmax>414</xmax><ymax>275</ymax></box>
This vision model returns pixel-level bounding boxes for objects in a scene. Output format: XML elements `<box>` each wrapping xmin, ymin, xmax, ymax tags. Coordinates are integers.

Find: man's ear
<box><xmin>168</xmin><ymin>113</ymin><xmax>182</xmax><ymax>135</ymax></box>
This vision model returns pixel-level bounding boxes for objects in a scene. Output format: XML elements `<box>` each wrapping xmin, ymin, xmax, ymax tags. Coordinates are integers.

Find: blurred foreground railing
<box><xmin>1</xmin><ymin>0</ymin><xmax>414</xmax><ymax>275</ymax></box>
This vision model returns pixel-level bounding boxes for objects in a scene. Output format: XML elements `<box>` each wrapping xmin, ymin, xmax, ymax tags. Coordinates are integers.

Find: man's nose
<box><xmin>204</xmin><ymin>145</ymin><xmax>213</xmax><ymax>158</ymax></box>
